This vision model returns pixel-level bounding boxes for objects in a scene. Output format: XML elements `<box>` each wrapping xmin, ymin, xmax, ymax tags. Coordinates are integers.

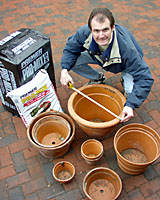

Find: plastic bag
<box><xmin>6</xmin><ymin>69</ymin><xmax>63</xmax><ymax>127</ymax></box>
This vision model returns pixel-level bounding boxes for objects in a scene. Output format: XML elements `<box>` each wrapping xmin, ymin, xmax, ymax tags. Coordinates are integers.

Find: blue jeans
<box><xmin>72</xmin><ymin>51</ymin><xmax>134</xmax><ymax>94</ymax></box>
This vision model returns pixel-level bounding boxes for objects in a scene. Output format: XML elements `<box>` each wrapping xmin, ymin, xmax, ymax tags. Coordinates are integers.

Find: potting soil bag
<box><xmin>6</xmin><ymin>69</ymin><xmax>63</xmax><ymax>127</ymax></box>
<box><xmin>0</xmin><ymin>28</ymin><xmax>56</xmax><ymax>115</ymax></box>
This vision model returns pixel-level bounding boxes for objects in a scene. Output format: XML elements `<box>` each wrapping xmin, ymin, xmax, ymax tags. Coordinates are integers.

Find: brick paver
<box><xmin>0</xmin><ymin>0</ymin><xmax>160</xmax><ymax>199</ymax></box>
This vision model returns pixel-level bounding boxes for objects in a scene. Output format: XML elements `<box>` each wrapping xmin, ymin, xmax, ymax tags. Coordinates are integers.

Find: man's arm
<box><xmin>61</xmin><ymin>24</ymin><xmax>90</xmax><ymax>71</ymax></box>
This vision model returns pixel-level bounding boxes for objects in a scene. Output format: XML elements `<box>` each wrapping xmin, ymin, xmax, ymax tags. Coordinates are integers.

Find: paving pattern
<box><xmin>0</xmin><ymin>0</ymin><xmax>160</xmax><ymax>199</ymax></box>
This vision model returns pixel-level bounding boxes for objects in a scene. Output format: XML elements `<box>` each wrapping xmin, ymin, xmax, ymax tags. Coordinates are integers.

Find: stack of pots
<box><xmin>81</xmin><ymin>139</ymin><xmax>104</xmax><ymax>165</ymax></box>
<box><xmin>32</xmin><ymin>115</ymin><xmax>71</xmax><ymax>147</ymax></box>
<box><xmin>68</xmin><ymin>84</ymin><xmax>126</xmax><ymax>139</ymax></box>
<box><xmin>114</xmin><ymin>123</ymin><xmax>160</xmax><ymax>175</ymax></box>
<box><xmin>27</xmin><ymin>110</ymin><xmax>75</xmax><ymax>158</ymax></box>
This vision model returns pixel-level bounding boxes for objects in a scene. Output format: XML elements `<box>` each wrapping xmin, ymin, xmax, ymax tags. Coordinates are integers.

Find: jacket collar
<box><xmin>84</xmin><ymin>29</ymin><xmax>121</xmax><ymax>66</ymax></box>
<box><xmin>88</xmin><ymin>31</ymin><xmax>114</xmax><ymax>60</ymax></box>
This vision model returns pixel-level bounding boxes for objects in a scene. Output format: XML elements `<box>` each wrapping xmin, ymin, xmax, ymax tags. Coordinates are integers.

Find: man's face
<box><xmin>91</xmin><ymin>16</ymin><xmax>115</xmax><ymax>46</ymax></box>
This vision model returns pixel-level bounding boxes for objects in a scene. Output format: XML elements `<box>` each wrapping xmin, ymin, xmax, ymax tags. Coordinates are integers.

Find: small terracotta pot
<box><xmin>32</xmin><ymin>115</ymin><xmax>71</xmax><ymax>147</ymax></box>
<box><xmin>52</xmin><ymin>161</ymin><xmax>75</xmax><ymax>184</ymax></box>
<box><xmin>114</xmin><ymin>123</ymin><xmax>160</xmax><ymax>175</ymax></box>
<box><xmin>81</xmin><ymin>139</ymin><xmax>104</xmax><ymax>165</ymax></box>
<box><xmin>81</xmin><ymin>152</ymin><xmax>103</xmax><ymax>166</ymax></box>
<box><xmin>83</xmin><ymin>167</ymin><xmax>122</xmax><ymax>200</ymax></box>
<box><xmin>68</xmin><ymin>84</ymin><xmax>126</xmax><ymax>139</ymax></box>
<box><xmin>27</xmin><ymin>111</ymin><xmax>75</xmax><ymax>158</ymax></box>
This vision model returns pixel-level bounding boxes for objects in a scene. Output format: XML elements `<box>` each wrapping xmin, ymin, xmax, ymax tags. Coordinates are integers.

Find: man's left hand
<box><xmin>121</xmin><ymin>106</ymin><xmax>134</xmax><ymax>122</ymax></box>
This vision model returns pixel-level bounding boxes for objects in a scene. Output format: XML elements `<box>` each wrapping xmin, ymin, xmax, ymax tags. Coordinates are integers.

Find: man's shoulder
<box><xmin>77</xmin><ymin>24</ymin><xmax>91</xmax><ymax>35</ymax></box>
<box><xmin>115</xmin><ymin>24</ymin><xmax>131</xmax><ymax>35</ymax></box>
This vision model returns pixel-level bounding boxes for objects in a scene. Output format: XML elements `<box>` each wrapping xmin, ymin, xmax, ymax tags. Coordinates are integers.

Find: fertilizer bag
<box><xmin>6</xmin><ymin>69</ymin><xmax>63</xmax><ymax>127</ymax></box>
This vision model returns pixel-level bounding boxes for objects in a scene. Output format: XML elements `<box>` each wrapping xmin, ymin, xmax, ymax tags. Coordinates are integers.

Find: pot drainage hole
<box><xmin>41</xmin><ymin>132</ymin><xmax>65</xmax><ymax>146</ymax></box>
<box><xmin>121</xmin><ymin>148</ymin><xmax>147</xmax><ymax>163</ymax></box>
<box><xmin>88</xmin><ymin>179</ymin><xmax>116</xmax><ymax>200</ymax></box>
<box><xmin>57</xmin><ymin>170</ymin><xmax>72</xmax><ymax>180</ymax></box>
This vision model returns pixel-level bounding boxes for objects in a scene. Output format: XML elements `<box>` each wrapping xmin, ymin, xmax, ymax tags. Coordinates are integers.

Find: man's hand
<box><xmin>121</xmin><ymin>106</ymin><xmax>134</xmax><ymax>122</ymax></box>
<box><xmin>60</xmin><ymin>69</ymin><xmax>74</xmax><ymax>88</ymax></box>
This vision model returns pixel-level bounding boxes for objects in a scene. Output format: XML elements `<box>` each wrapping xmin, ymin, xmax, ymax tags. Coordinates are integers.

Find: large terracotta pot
<box><xmin>52</xmin><ymin>161</ymin><xmax>75</xmax><ymax>184</ymax></box>
<box><xmin>68</xmin><ymin>84</ymin><xmax>126</xmax><ymax>139</ymax></box>
<box><xmin>27</xmin><ymin>110</ymin><xmax>75</xmax><ymax>158</ymax></box>
<box><xmin>83</xmin><ymin>167</ymin><xmax>122</xmax><ymax>200</ymax></box>
<box><xmin>114</xmin><ymin>123</ymin><xmax>160</xmax><ymax>175</ymax></box>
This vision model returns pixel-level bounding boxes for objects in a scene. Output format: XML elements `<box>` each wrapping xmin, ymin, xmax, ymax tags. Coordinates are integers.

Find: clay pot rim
<box><xmin>116</xmin><ymin>123</ymin><xmax>160</xmax><ymax>136</ymax></box>
<box><xmin>32</xmin><ymin>115</ymin><xmax>71</xmax><ymax>148</ymax></box>
<box><xmin>52</xmin><ymin>161</ymin><xmax>75</xmax><ymax>183</ymax></box>
<box><xmin>27</xmin><ymin>111</ymin><xmax>75</xmax><ymax>150</ymax></box>
<box><xmin>68</xmin><ymin>84</ymin><xmax>125</xmax><ymax>128</ymax></box>
<box><xmin>116</xmin><ymin>123</ymin><xmax>160</xmax><ymax>153</ymax></box>
<box><xmin>83</xmin><ymin>167</ymin><xmax>122</xmax><ymax>200</ymax></box>
<box><xmin>114</xmin><ymin>129</ymin><xmax>160</xmax><ymax>165</ymax></box>
<box><xmin>81</xmin><ymin>151</ymin><xmax>103</xmax><ymax>162</ymax></box>
<box><xmin>81</xmin><ymin>139</ymin><xmax>104</xmax><ymax>160</ymax></box>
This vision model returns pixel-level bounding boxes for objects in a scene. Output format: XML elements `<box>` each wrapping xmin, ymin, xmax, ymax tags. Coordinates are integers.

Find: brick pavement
<box><xmin>0</xmin><ymin>0</ymin><xmax>160</xmax><ymax>199</ymax></box>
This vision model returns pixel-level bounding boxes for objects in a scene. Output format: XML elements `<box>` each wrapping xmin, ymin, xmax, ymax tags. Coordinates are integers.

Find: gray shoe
<box><xmin>87</xmin><ymin>72</ymin><xmax>107</xmax><ymax>85</ymax></box>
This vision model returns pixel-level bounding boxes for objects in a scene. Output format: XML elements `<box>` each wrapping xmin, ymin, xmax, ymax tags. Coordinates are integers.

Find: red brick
<box><xmin>3</xmin><ymin>118</ymin><xmax>16</xmax><ymax>135</ymax></box>
<box><xmin>0</xmin><ymin>146</ymin><xmax>13</xmax><ymax>167</ymax></box>
<box><xmin>75</xmin><ymin>159</ymin><xmax>97</xmax><ymax>174</ymax></box>
<box><xmin>74</xmin><ymin>127</ymin><xmax>89</xmax><ymax>141</ymax></box>
<box><xmin>154</xmin><ymin>162</ymin><xmax>160</xmax><ymax>175</ymax></box>
<box><xmin>123</xmin><ymin>175</ymin><xmax>147</xmax><ymax>192</ymax></box>
<box><xmin>28</xmin><ymin>164</ymin><xmax>43</xmax><ymax>178</ymax></box>
<box><xmin>128</xmin><ymin>188</ymin><xmax>145</xmax><ymax>200</ymax></box>
<box><xmin>0</xmin><ymin>165</ymin><xmax>16</xmax><ymax>181</ymax></box>
<box><xmin>63</xmin><ymin>177</ymin><xmax>78</xmax><ymax>191</ymax></box>
<box><xmin>0</xmin><ymin>111</ymin><xmax>12</xmax><ymax>120</ymax></box>
<box><xmin>145</xmin><ymin>193</ymin><xmax>160</xmax><ymax>200</ymax></box>
<box><xmin>25</xmin><ymin>193</ymin><xmax>39</xmax><ymax>200</ymax></box>
<box><xmin>71</xmin><ymin>139</ymin><xmax>84</xmax><ymax>161</ymax></box>
<box><xmin>23</xmin><ymin>147</ymin><xmax>40</xmax><ymax>159</ymax></box>
<box><xmin>0</xmin><ymin>0</ymin><xmax>160</xmax><ymax>199</ymax></box>
<box><xmin>6</xmin><ymin>171</ymin><xmax>30</xmax><ymax>188</ymax></box>
<box><xmin>57</xmin><ymin>86</ymin><xmax>69</xmax><ymax>101</ymax></box>
<box><xmin>12</xmin><ymin>115</ymin><xmax>23</xmax><ymax>124</ymax></box>
<box><xmin>144</xmin><ymin>120</ymin><xmax>159</xmax><ymax>130</ymax></box>
<box><xmin>140</xmin><ymin>178</ymin><xmax>160</xmax><ymax>197</ymax></box>
<box><xmin>14</xmin><ymin>121</ymin><xmax>27</xmax><ymax>139</ymax></box>
<box><xmin>21</xmin><ymin>177</ymin><xmax>47</xmax><ymax>196</ymax></box>
<box><xmin>156</xmin><ymin>128</ymin><xmax>160</xmax><ymax>136</ymax></box>
<box><xmin>53</xmin><ymin>150</ymin><xmax>79</xmax><ymax>165</ymax></box>
<box><xmin>149</xmin><ymin>110</ymin><xmax>160</xmax><ymax>126</ymax></box>
<box><xmin>101</xmin><ymin>136</ymin><xmax>114</xmax><ymax>151</ymax></box>
<box><xmin>9</xmin><ymin>138</ymin><xmax>30</xmax><ymax>153</ymax></box>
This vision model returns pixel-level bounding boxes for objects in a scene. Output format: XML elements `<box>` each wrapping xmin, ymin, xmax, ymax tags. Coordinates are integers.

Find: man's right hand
<box><xmin>60</xmin><ymin>69</ymin><xmax>74</xmax><ymax>88</ymax></box>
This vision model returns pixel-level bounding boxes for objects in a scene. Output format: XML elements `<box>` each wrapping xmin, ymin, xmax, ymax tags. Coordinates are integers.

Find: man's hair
<box><xmin>88</xmin><ymin>8</ymin><xmax>115</xmax><ymax>30</ymax></box>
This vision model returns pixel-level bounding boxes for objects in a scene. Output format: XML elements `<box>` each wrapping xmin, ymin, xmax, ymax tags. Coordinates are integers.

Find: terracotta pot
<box><xmin>27</xmin><ymin>110</ymin><xmax>75</xmax><ymax>158</ymax></box>
<box><xmin>68</xmin><ymin>84</ymin><xmax>126</xmax><ymax>139</ymax></box>
<box><xmin>81</xmin><ymin>139</ymin><xmax>103</xmax><ymax>165</ymax></box>
<box><xmin>52</xmin><ymin>161</ymin><xmax>75</xmax><ymax>184</ymax></box>
<box><xmin>83</xmin><ymin>167</ymin><xmax>122</xmax><ymax>200</ymax></box>
<box><xmin>114</xmin><ymin>124</ymin><xmax>160</xmax><ymax>175</ymax></box>
<box><xmin>115</xmin><ymin>123</ymin><xmax>160</xmax><ymax>145</ymax></box>
<box><xmin>81</xmin><ymin>152</ymin><xmax>103</xmax><ymax>166</ymax></box>
<box><xmin>32</xmin><ymin>115</ymin><xmax>71</xmax><ymax>147</ymax></box>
